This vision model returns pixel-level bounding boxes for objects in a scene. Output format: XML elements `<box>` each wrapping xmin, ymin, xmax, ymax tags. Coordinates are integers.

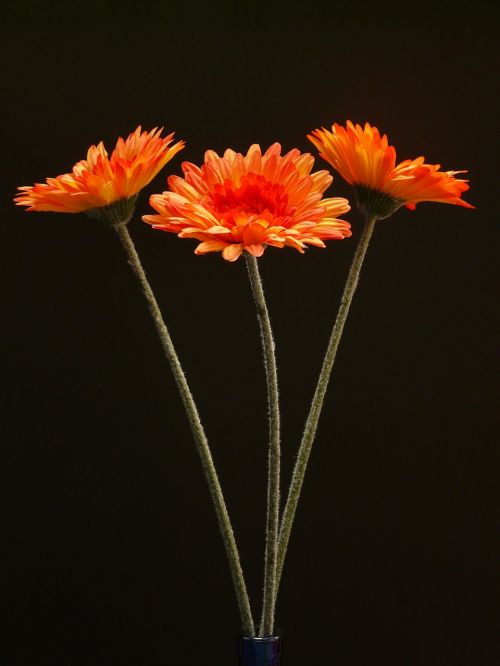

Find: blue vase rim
<box><xmin>238</xmin><ymin>631</ymin><xmax>282</xmax><ymax>641</ymax></box>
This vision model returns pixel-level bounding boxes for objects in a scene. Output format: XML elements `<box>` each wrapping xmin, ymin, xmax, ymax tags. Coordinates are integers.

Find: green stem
<box><xmin>276</xmin><ymin>215</ymin><xmax>377</xmax><ymax>591</ymax></box>
<box><xmin>245</xmin><ymin>253</ymin><xmax>281</xmax><ymax>637</ymax></box>
<box><xmin>115</xmin><ymin>223</ymin><xmax>255</xmax><ymax>636</ymax></box>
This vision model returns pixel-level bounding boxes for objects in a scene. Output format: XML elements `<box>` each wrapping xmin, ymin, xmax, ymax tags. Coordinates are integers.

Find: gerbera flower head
<box><xmin>15</xmin><ymin>126</ymin><xmax>185</xmax><ymax>226</ymax></box>
<box><xmin>308</xmin><ymin>121</ymin><xmax>474</xmax><ymax>220</ymax></box>
<box><xmin>143</xmin><ymin>143</ymin><xmax>351</xmax><ymax>261</ymax></box>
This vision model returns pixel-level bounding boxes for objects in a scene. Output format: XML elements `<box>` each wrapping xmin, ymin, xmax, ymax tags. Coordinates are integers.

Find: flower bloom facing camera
<box><xmin>15</xmin><ymin>127</ymin><xmax>185</xmax><ymax>226</ymax></box>
<box><xmin>308</xmin><ymin>121</ymin><xmax>474</xmax><ymax>219</ymax></box>
<box><xmin>143</xmin><ymin>143</ymin><xmax>351</xmax><ymax>261</ymax></box>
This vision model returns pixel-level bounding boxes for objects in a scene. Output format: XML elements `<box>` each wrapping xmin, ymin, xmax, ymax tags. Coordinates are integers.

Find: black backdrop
<box><xmin>2</xmin><ymin>1</ymin><xmax>499</xmax><ymax>664</ymax></box>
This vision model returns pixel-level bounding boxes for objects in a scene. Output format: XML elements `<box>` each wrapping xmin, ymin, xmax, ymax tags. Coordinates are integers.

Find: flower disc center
<box><xmin>208</xmin><ymin>173</ymin><xmax>289</xmax><ymax>224</ymax></box>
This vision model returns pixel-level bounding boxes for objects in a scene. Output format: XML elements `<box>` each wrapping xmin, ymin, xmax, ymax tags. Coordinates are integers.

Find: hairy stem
<box><xmin>115</xmin><ymin>223</ymin><xmax>255</xmax><ymax>636</ymax></box>
<box><xmin>245</xmin><ymin>253</ymin><xmax>281</xmax><ymax>637</ymax></box>
<box><xmin>277</xmin><ymin>215</ymin><xmax>377</xmax><ymax>590</ymax></box>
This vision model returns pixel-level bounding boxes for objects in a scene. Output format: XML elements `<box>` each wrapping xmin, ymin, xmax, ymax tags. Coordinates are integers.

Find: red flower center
<box><xmin>208</xmin><ymin>173</ymin><xmax>291</xmax><ymax>225</ymax></box>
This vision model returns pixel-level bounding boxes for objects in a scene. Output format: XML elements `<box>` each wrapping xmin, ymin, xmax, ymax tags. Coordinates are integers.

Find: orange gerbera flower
<box><xmin>15</xmin><ymin>126</ymin><xmax>184</xmax><ymax>225</ymax></box>
<box><xmin>308</xmin><ymin>121</ymin><xmax>474</xmax><ymax>219</ymax></box>
<box><xmin>143</xmin><ymin>143</ymin><xmax>351</xmax><ymax>261</ymax></box>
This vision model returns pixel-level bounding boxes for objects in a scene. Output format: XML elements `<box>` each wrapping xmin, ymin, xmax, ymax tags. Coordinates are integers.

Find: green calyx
<box><xmin>354</xmin><ymin>185</ymin><xmax>404</xmax><ymax>220</ymax></box>
<box><xmin>86</xmin><ymin>194</ymin><xmax>138</xmax><ymax>228</ymax></box>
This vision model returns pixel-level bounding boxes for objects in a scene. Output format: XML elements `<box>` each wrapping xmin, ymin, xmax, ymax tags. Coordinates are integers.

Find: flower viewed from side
<box><xmin>143</xmin><ymin>143</ymin><xmax>351</xmax><ymax>261</ymax></box>
<box><xmin>15</xmin><ymin>127</ymin><xmax>185</xmax><ymax>226</ymax></box>
<box><xmin>308</xmin><ymin>121</ymin><xmax>474</xmax><ymax>219</ymax></box>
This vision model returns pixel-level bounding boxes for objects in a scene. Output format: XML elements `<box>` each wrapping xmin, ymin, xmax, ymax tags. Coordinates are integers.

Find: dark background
<box><xmin>1</xmin><ymin>1</ymin><xmax>498</xmax><ymax>664</ymax></box>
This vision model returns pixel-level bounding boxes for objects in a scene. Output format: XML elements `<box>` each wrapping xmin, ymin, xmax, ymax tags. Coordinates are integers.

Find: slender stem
<box><xmin>276</xmin><ymin>215</ymin><xmax>377</xmax><ymax>590</ymax></box>
<box><xmin>245</xmin><ymin>253</ymin><xmax>281</xmax><ymax>637</ymax></box>
<box><xmin>115</xmin><ymin>223</ymin><xmax>255</xmax><ymax>636</ymax></box>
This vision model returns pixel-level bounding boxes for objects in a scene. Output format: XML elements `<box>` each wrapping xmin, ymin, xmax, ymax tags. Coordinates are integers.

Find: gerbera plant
<box><xmin>277</xmin><ymin>121</ymin><xmax>474</xmax><ymax>591</ymax></box>
<box><xmin>15</xmin><ymin>127</ymin><xmax>256</xmax><ymax>635</ymax></box>
<box><xmin>143</xmin><ymin>142</ymin><xmax>351</xmax><ymax>635</ymax></box>
<box><xmin>15</xmin><ymin>120</ymin><xmax>473</xmax><ymax>664</ymax></box>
